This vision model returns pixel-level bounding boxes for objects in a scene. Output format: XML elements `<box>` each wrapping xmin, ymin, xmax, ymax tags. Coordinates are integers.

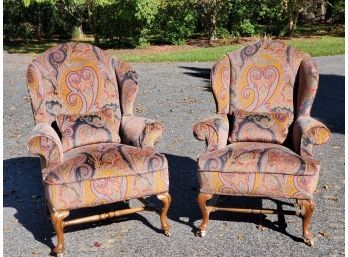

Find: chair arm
<box><xmin>120</xmin><ymin>115</ymin><xmax>164</xmax><ymax>149</ymax></box>
<box><xmin>193</xmin><ymin>114</ymin><xmax>229</xmax><ymax>152</ymax></box>
<box><xmin>28</xmin><ymin>123</ymin><xmax>64</xmax><ymax>167</ymax></box>
<box><xmin>292</xmin><ymin>115</ymin><xmax>331</xmax><ymax>158</ymax></box>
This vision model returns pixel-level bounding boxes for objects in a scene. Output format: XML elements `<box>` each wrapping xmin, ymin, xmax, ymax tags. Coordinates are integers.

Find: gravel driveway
<box><xmin>3</xmin><ymin>52</ymin><xmax>344</xmax><ymax>257</ymax></box>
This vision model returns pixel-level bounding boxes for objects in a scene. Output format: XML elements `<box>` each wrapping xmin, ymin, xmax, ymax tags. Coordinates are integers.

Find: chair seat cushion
<box><xmin>197</xmin><ymin>142</ymin><xmax>320</xmax><ymax>199</ymax></box>
<box><xmin>44</xmin><ymin>143</ymin><xmax>169</xmax><ymax>211</ymax></box>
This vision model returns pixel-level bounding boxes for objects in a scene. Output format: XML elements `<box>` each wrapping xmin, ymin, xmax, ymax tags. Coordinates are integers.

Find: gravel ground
<box><xmin>3</xmin><ymin>52</ymin><xmax>344</xmax><ymax>257</ymax></box>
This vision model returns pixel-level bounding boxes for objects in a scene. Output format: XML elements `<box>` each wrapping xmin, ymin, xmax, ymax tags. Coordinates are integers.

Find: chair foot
<box><xmin>49</xmin><ymin>209</ymin><xmax>70</xmax><ymax>254</ymax></box>
<box><xmin>298</xmin><ymin>199</ymin><xmax>315</xmax><ymax>246</ymax></box>
<box><xmin>157</xmin><ymin>192</ymin><xmax>171</xmax><ymax>236</ymax></box>
<box><xmin>195</xmin><ymin>229</ymin><xmax>206</xmax><ymax>237</ymax></box>
<box><xmin>197</xmin><ymin>192</ymin><xmax>213</xmax><ymax>237</ymax></box>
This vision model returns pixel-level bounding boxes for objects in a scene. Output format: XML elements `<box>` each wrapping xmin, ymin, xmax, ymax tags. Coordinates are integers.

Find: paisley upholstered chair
<box><xmin>193</xmin><ymin>40</ymin><xmax>330</xmax><ymax>245</ymax></box>
<box><xmin>27</xmin><ymin>42</ymin><xmax>171</xmax><ymax>256</ymax></box>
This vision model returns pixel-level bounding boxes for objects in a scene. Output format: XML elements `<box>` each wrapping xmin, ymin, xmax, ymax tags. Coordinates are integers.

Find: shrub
<box><xmin>216</xmin><ymin>27</ymin><xmax>230</xmax><ymax>39</ymax></box>
<box><xmin>154</xmin><ymin>0</ymin><xmax>197</xmax><ymax>45</ymax></box>
<box><xmin>239</xmin><ymin>19</ymin><xmax>255</xmax><ymax>36</ymax></box>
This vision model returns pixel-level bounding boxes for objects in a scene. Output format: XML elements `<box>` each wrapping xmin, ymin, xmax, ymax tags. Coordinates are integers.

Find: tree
<box><xmin>23</xmin><ymin>0</ymin><xmax>114</xmax><ymax>44</ymax></box>
<box><xmin>282</xmin><ymin>0</ymin><xmax>313</xmax><ymax>37</ymax></box>
<box><xmin>200</xmin><ymin>0</ymin><xmax>225</xmax><ymax>41</ymax></box>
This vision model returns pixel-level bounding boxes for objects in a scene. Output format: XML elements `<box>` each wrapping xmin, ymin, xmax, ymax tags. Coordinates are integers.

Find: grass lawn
<box><xmin>114</xmin><ymin>36</ymin><xmax>344</xmax><ymax>62</ymax></box>
<box><xmin>4</xmin><ymin>36</ymin><xmax>344</xmax><ymax>62</ymax></box>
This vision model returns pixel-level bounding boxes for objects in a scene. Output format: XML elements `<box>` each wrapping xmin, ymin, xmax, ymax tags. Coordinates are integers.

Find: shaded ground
<box><xmin>3</xmin><ymin>53</ymin><xmax>344</xmax><ymax>257</ymax></box>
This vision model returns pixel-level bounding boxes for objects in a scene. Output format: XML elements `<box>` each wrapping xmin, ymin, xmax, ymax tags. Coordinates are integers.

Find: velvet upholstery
<box><xmin>198</xmin><ymin>142</ymin><xmax>319</xmax><ymax>199</ymax></box>
<box><xmin>229</xmin><ymin>109</ymin><xmax>293</xmax><ymax>144</ymax></box>
<box><xmin>121</xmin><ymin>115</ymin><xmax>164</xmax><ymax>148</ymax></box>
<box><xmin>28</xmin><ymin>123</ymin><xmax>64</xmax><ymax>169</ymax></box>
<box><xmin>27</xmin><ymin>42</ymin><xmax>167</xmax><ymax>212</ymax></box>
<box><xmin>44</xmin><ymin>143</ymin><xmax>168</xmax><ymax>211</ymax></box>
<box><xmin>56</xmin><ymin>108</ymin><xmax>120</xmax><ymax>152</ymax></box>
<box><xmin>193</xmin><ymin>114</ymin><xmax>229</xmax><ymax>152</ymax></box>
<box><xmin>194</xmin><ymin>40</ymin><xmax>330</xmax><ymax>200</ymax></box>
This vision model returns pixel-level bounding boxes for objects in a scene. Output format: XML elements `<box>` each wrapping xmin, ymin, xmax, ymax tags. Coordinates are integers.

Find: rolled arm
<box><xmin>193</xmin><ymin>114</ymin><xmax>229</xmax><ymax>152</ymax></box>
<box><xmin>292</xmin><ymin>116</ymin><xmax>331</xmax><ymax>158</ymax></box>
<box><xmin>28</xmin><ymin>123</ymin><xmax>64</xmax><ymax>168</ymax></box>
<box><xmin>121</xmin><ymin>115</ymin><xmax>164</xmax><ymax>149</ymax></box>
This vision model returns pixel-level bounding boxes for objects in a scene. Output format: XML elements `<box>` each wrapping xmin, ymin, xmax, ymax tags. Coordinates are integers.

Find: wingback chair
<box><xmin>27</xmin><ymin>42</ymin><xmax>171</xmax><ymax>256</ymax></box>
<box><xmin>193</xmin><ymin>40</ymin><xmax>330</xmax><ymax>245</ymax></box>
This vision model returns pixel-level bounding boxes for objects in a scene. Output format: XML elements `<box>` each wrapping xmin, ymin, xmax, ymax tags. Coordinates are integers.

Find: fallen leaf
<box><xmin>3</xmin><ymin>226</ymin><xmax>12</xmax><ymax>232</ymax></box>
<box><xmin>256</xmin><ymin>225</ymin><xmax>267</xmax><ymax>231</ymax></box>
<box><xmin>322</xmin><ymin>195</ymin><xmax>338</xmax><ymax>201</ymax></box>
<box><xmin>93</xmin><ymin>242</ymin><xmax>102</xmax><ymax>247</ymax></box>
<box><xmin>332</xmin><ymin>144</ymin><xmax>341</xmax><ymax>149</ymax></box>
<box><xmin>319</xmin><ymin>230</ymin><xmax>330</xmax><ymax>238</ymax></box>
<box><xmin>237</xmin><ymin>234</ymin><xmax>245</xmax><ymax>240</ymax></box>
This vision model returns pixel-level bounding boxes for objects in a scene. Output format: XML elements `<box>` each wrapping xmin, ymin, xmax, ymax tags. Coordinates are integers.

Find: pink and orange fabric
<box><xmin>193</xmin><ymin>40</ymin><xmax>330</xmax><ymax>200</ymax></box>
<box><xmin>27</xmin><ymin>42</ymin><xmax>168</xmax><ymax>212</ymax></box>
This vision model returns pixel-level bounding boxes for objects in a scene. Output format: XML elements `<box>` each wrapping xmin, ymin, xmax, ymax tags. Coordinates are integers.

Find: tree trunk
<box><xmin>37</xmin><ymin>13</ymin><xmax>42</xmax><ymax>41</ymax></box>
<box><xmin>78</xmin><ymin>23</ymin><xmax>84</xmax><ymax>39</ymax></box>
<box><xmin>86</xmin><ymin>0</ymin><xmax>99</xmax><ymax>44</ymax></box>
<box><xmin>288</xmin><ymin>11</ymin><xmax>299</xmax><ymax>37</ymax></box>
<box><xmin>210</xmin><ymin>14</ymin><xmax>217</xmax><ymax>42</ymax></box>
<box><xmin>93</xmin><ymin>9</ymin><xmax>99</xmax><ymax>45</ymax></box>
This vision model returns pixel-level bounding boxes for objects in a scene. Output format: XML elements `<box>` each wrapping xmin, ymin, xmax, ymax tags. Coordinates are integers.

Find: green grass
<box><xmin>4</xmin><ymin>36</ymin><xmax>344</xmax><ymax>62</ymax></box>
<box><xmin>117</xmin><ymin>44</ymin><xmax>244</xmax><ymax>62</ymax></box>
<box><xmin>116</xmin><ymin>36</ymin><xmax>344</xmax><ymax>62</ymax></box>
<box><xmin>286</xmin><ymin>36</ymin><xmax>345</xmax><ymax>57</ymax></box>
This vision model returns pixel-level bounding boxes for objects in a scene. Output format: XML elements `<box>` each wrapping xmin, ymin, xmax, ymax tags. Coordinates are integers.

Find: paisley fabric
<box><xmin>229</xmin><ymin>109</ymin><xmax>293</xmax><ymax>144</ymax></box>
<box><xmin>293</xmin><ymin>115</ymin><xmax>330</xmax><ymax>158</ymax></box>
<box><xmin>28</xmin><ymin>123</ymin><xmax>64</xmax><ymax>169</ymax></box>
<box><xmin>27</xmin><ymin>42</ymin><xmax>122</xmax><ymax>135</ymax></box>
<box><xmin>194</xmin><ymin>40</ymin><xmax>330</xmax><ymax>200</ymax></box>
<box><xmin>193</xmin><ymin>114</ymin><xmax>229</xmax><ymax>152</ymax></box>
<box><xmin>26</xmin><ymin>42</ymin><xmax>167</xmax><ymax>212</ymax></box>
<box><xmin>56</xmin><ymin>108</ymin><xmax>120</xmax><ymax>152</ymax></box>
<box><xmin>297</xmin><ymin>54</ymin><xmax>320</xmax><ymax>115</ymax></box>
<box><xmin>211</xmin><ymin>55</ymin><xmax>231</xmax><ymax>114</ymax></box>
<box><xmin>121</xmin><ymin>115</ymin><xmax>164</xmax><ymax>148</ymax></box>
<box><xmin>113</xmin><ymin>61</ymin><xmax>139</xmax><ymax>115</ymax></box>
<box><xmin>44</xmin><ymin>143</ymin><xmax>169</xmax><ymax>211</ymax></box>
<box><xmin>227</xmin><ymin>40</ymin><xmax>304</xmax><ymax>115</ymax></box>
<box><xmin>198</xmin><ymin>142</ymin><xmax>320</xmax><ymax>199</ymax></box>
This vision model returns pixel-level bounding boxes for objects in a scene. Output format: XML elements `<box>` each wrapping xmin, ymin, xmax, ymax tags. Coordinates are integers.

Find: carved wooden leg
<box><xmin>298</xmin><ymin>199</ymin><xmax>315</xmax><ymax>246</ymax></box>
<box><xmin>196</xmin><ymin>192</ymin><xmax>213</xmax><ymax>237</ymax></box>
<box><xmin>157</xmin><ymin>192</ymin><xmax>172</xmax><ymax>236</ymax></box>
<box><xmin>49</xmin><ymin>209</ymin><xmax>70</xmax><ymax>256</ymax></box>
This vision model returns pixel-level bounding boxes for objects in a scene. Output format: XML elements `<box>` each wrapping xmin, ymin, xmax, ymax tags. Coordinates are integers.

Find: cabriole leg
<box><xmin>196</xmin><ymin>192</ymin><xmax>213</xmax><ymax>237</ymax></box>
<box><xmin>299</xmin><ymin>199</ymin><xmax>315</xmax><ymax>246</ymax></box>
<box><xmin>157</xmin><ymin>192</ymin><xmax>172</xmax><ymax>236</ymax></box>
<box><xmin>49</xmin><ymin>209</ymin><xmax>70</xmax><ymax>256</ymax></box>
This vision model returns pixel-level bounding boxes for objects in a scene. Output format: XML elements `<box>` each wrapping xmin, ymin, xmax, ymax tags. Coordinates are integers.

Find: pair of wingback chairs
<box><xmin>26</xmin><ymin>40</ymin><xmax>330</xmax><ymax>256</ymax></box>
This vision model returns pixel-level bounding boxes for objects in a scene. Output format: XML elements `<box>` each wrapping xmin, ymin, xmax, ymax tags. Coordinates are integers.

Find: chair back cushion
<box><xmin>56</xmin><ymin>108</ymin><xmax>120</xmax><ymax>152</ymax></box>
<box><xmin>229</xmin><ymin>109</ymin><xmax>293</xmax><ymax>144</ymax></box>
<box><xmin>227</xmin><ymin>40</ymin><xmax>304</xmax><ymax>114</ymax></box>
<box><xmin>27</xmin><ymin>42</ymin><xmax>122</xmax><ymax>137</ymax></box>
